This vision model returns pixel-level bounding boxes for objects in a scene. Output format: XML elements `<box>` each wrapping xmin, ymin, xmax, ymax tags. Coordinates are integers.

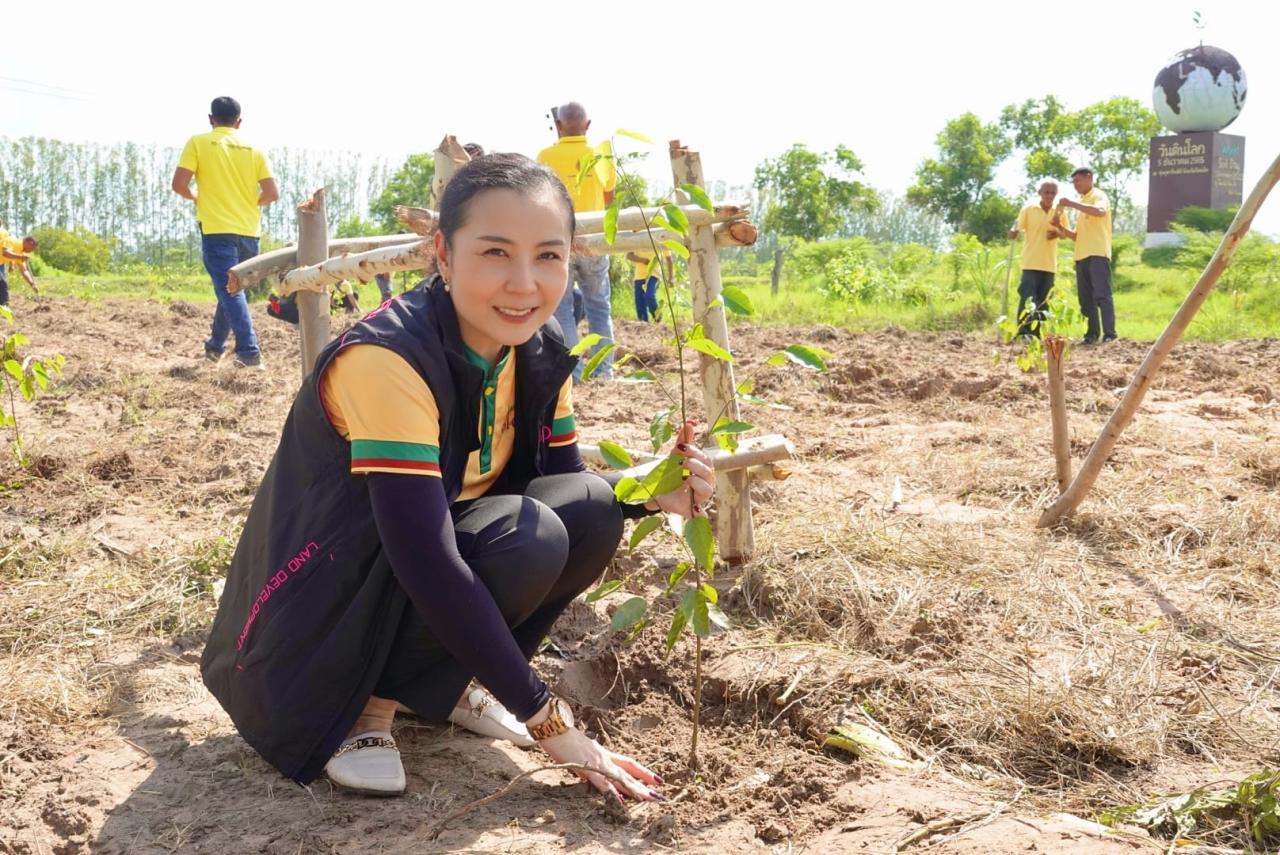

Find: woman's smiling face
<box><xmin>435</xmin><ymin>185</ymin><xmax>572</xmax><ymax>364</ymax></box>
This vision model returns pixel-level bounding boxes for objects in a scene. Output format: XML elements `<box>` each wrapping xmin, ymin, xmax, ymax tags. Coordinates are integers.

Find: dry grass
<box><xmin>2</xmin><ymin>299</ymin><xmax>1279</xmax><ymax>850</ymax></box>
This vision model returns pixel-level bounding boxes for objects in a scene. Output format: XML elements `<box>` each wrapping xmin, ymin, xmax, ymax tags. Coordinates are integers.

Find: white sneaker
<box><xmin>324</xmin><ymin>730</ymin><xmax>405</xmax><ymax>796</ymax></box>
<box><xmin>447</xmin><ymin>688</ymin><xmax>536</xmax><ymax>748</ymax></box>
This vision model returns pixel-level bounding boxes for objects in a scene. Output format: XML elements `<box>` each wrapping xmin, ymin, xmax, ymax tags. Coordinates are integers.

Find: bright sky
<box><xmin>6</xmin><ymin>0</ymin><xmax>1279</xmax><ymax>235</ymax></box>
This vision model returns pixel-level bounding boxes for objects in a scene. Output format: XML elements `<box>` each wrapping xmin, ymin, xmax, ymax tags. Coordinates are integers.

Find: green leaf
<box><xmin>686</xmin><ymin>337</ymin><xmax>734</xmax><ymax>363</ymax></box>
<box><xmin>664</xmin><ymin>562</ymin><xmax>690</xmax><ymax>595</ymax></box>
<box><xmin>3</xmin><ymin>360</ymin><xmax>20</xmax><ymax>382</ymax></box>
<box><xmin>613</xmin><ymin>476</ymin><xmax>643</xmax><ymax>504</ymax></box>
<box><xmin>698</xmin><ymin>582</ymin><xmax>718</xmax><ymax>604</ymax></box>
<box><xmin>649</xmin><ymin>408</ymin><xmax>674</xmax><ymax>453</ymax></box>
<box><xmin>661</xmin><ymin>239</ymin><xmax>689</xmax><ymax>260</ymax></box>
<box><xmin>19</xmin><ymin>377</ymin><xmax>34</xmax><ymax>402</ymax></box>
<box><xmin>715</xmin><ymin>432</ymin><xmax>739</xmax><ymax>453</ymax></box>
<box><xmin>684</xmin><ymin>516</ymin><xmax>715</xmax><ymax>572</ymax></box>
<box><xmin>680</xmin><ymin>183</ymin><xmax>714</xmax><ymax>212</ymax></box>
<box><xmin>783</xmin><ymin>344</ymin><xmax>831</xmax><ymax>372</ymax></box>
<box><xmin>0</xmin><ymin>305</ymin><xmax>11</xmax><ymax>323</ymax></box>
<box><xmin>586</xmin><ymin>579</ymin><xmax>622</xmax><ymax>603</ymax></box>
<box><xmin>618</xmin><ymin>370</ymin><xmax>656</xmax><ymax>383</ymax></box>
<box><xmin>721</xmin><ymin>285</ymin><xmax>755</xmax><ymax>316</ymax></box>
<box><xmin>604</xmin><ymin>203</ymin><xmax>619</xmax><ymax>245</ymax></box>
<box><xmin>611</xmin><ymin>596</ymin><xmax>649</xmax><ymax>632</ymax></box>
<box><xmin>766</xmin><ymin>352</ymin><xmax>788</xmax><ymax>367</ymax></box>
<box><xmin>615</xmin><ymin>128</ymin><xmax>653</xmax><ymax>144</ymax></box>
<box><xmin>665</xmin><ymin>608</ymin><xmax>688</xmax><ymax>652</ymax></box>
<box><xmin>711</xmin><ymin>418</ymin><xmax>752</xmax><ymax>435</ymax></box>
<box><xmin>662</xmin><ymin>204</ymin><xmax>690</xmax><ymax>235</ymax></box>
<box><xmin>581</xmin><ymin>342</ymin><xmax>616</xmax><ymax>380</ymax></box>
<box><xmin>569</xmin><ymin>333</ymin><xmax>603</xmax><ymax>357</ymax></box>
<box><xmin>735</xmin><ymin>378</ymin><xmax>755</xmax><ymax>395</ymax></box>
<box><xmin>641</xmin><ymin>455</ymin><xmax>687</xmax><ymax>499</ymax></box>
<box><xmin>650</xmin><ymin>214</ymin><xmax>676</xmax><ymax>234</ymax></box>
<box><xmin>628</xmin><ymin>516</ymin><xmax>664</xmax><ymax>553</ymax></box>
<box><xmin>614</xmin><ymin>455</ymin><xmax>685</xmax><ymax>504</ymax></box>
<box><xmin>598</xmin><ymin>440</ymin><xmax>633</xmax><ymax>470</ymax></box>
<box><xmin>692</xmin><ymin>598</ymin><xmax>711</xmax><ymax>637</ymax></box>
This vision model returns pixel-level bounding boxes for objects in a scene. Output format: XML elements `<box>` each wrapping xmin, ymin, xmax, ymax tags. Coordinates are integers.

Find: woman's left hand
<box><xmin>652</xmin><ymin>420</ymin><xmax>715</xmax><ymax>518</ymax></box>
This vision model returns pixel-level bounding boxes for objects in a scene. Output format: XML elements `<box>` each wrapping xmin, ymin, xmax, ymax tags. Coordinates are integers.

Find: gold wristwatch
<box><xmin>528</xmin><ymin>696</ymin><xmax>574</xmax><ymax>741</ymax></box>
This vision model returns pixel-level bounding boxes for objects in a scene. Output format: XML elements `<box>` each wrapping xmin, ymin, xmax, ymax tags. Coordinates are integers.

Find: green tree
<box><xmin>907</xmin><ymin>113</ymin><xmax>1011</xmax><ymax>230</ymax></box>
<box><xmin>369</xmin><ymin>153</ymin><xmax>435</xmax><ymax>232</ymax></box>
<box><xmin>753</xmin><ymin>144</ymin><xmax>878</xmax><ymax>241</ymax></box>
<box><xmin>31</xmin><ymin>226</ymin><xmax>114</xmax><ymax>274</ymax></box>
<box><xmin>335</xmin><ymin>215</ymin><xmax>382</xmax><ymax>238</ymax></box>
<box><xmin>999</xmin><ymin>96</ymin><xmax>1074</xmax><ymax>191</ymax></box>
<box><xmin>963</xmin><ymin>191</ymin><xmax>1022</xmax><ymax>243</ymax></box>
<box><xmin>1000</xmin><ymin>95</ymin><xmax>1161</xmax><ymax>215</ymax></box>
<box><xmin>1064</xmin><ymin>97</ymin><xmax>1162</xmax><ymax>209</ymax></box>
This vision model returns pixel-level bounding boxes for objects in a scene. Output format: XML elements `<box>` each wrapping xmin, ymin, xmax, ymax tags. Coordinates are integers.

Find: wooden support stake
<box><xmin>227</xmin><ymin>234</ymin><xmax>422</xmax><ymax>294</ymax></box>
<box><xmin>1044</xmin><ymin>336</ymin><xmax>1071</xmax><ymax>494</ymax></box>
<box><xmin>280</xmin><ymin>240</ymin><xmax>432</xmax><ymax>296</ymax></box>
<box><xmin>431</xmin><ymin>135</ymin><xmax>471</xmax><ymax>207</ymax></box>
<box><xmin>579</xmin><ymin>434</ymin><xmax>792</xmax><ymax>475</ymax></box>
<box><xmin>295</xmin><ymin>189</ymin><xmax>330</xmax><ymax>380</ymax></box>
<box><xmin>1038</xmin><ymin>150</ymin><xmax>1280</xmax><ymax>527</ymax></box>
<box><xmin>575</xmin><ymin>220</ymin><xmax>757</xmax><ymax>255</ymax></box>
<box><xmin>671</xmin><ymin>140</ymin><xmax>754</xmax><ymax>562</ymax></box>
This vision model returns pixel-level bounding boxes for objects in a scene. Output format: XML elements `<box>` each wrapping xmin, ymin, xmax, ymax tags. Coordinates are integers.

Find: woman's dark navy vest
<box><xmin>200</xmin><ymin>279</ymin><xmax>576</xmax><ymax>784</ymax></box>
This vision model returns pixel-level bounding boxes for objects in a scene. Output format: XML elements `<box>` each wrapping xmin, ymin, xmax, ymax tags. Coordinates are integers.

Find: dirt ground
<box><xmin>1</xmin><ymin>293</ymin><xmax>1278</xmax><ymax>854</ymax></box>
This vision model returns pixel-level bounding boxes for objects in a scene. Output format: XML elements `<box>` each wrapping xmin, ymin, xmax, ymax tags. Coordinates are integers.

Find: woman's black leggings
<box><xmin>373</xmin><ymin>472</ymin><xmax>622</xmax><ymax>721</ymax></box>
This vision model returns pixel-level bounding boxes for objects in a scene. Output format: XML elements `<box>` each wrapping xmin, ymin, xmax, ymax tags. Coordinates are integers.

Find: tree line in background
<box><xmin>0</xmin><ymin>137</ymin><xmax>393</xmax><ymax>272</ymax></box>
<box><xmin>0</xmin><ymin>94</ymin><xmax>1176</xmax><ymax>279</ymax></box>
<box><xmin>751</xmin><ymin>95</ymin><xmax>1161</xmax><ymax>252</ymax></box>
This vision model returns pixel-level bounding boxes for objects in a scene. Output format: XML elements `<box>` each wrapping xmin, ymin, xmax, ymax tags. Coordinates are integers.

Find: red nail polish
<box><xmin>654</xmin><ymin>775</ymin><xmax>665</xmax><ymax>785</ymax></box>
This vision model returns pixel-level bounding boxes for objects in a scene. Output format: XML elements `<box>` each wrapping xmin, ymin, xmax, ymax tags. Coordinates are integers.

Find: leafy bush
<box><xmin>30</xmin><ymin>226</ymin><xmax>114</xmax><ymax>275</ymax></box>
<box><xmin>1173</xmin><ymin>226</ymin><xmax>1280</xmax><ymax>291</ymax></box>
<box><xmin>1173</xmin><ymin>204</ymin><xmax>1238</xmax><ymax>232</ymax></box>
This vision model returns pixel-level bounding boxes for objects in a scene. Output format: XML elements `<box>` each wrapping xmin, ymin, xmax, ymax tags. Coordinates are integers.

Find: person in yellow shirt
<box><xmin>626</xmin><ymin>250</ymin><xmax>666</xmax><ymax>322</ymax></box>
<box><xmin>1006</xmin><ymin>181</ymin><xmax>1064</xmax><ymax>338</ymax></box>
<box><xmin>171</xmin><ymin>97</ymin><xmax>280</xmax><ymax>369</ymax></box>
<box><xmin>537</xmin><ymin>102</ymin><xmax>617</xmax><ymax>381</ymax></box>
<box><xmin>1056</xmin><ymin>166</ymin><xmax>1116</xmax><ymax>344</ymax></box>
<box><xmin>0</xmin><ymin>232</ymin><xmax>39</xmax><ymax>306</ymax></box>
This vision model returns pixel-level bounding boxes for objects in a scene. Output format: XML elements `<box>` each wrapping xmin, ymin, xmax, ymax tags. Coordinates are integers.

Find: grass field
<box><xmin>32</xmin><ymin>248</ymin><xmax>1280</xmax><ymax>344</ymax></box>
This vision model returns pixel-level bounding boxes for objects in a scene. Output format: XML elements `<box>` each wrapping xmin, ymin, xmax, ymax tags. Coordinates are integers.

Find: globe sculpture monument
<box><xmin>1147</xmin><ymin>44</ymin><xmax>1247</xmax><ymax>241</ymax></box>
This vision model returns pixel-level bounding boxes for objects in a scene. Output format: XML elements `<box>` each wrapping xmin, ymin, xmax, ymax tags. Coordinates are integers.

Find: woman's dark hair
<box><xmin>437</xmin><ymin>153</ymin><xmax>575</xmax><ymax>247</ymax></box>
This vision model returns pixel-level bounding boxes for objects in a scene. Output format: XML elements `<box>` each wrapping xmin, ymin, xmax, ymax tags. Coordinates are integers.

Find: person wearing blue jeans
<box><xmin>552</xmin><ymin>255</ymin><xmax>613</xmax><ymax>382</ymax></box>
<box><xmin>171</xmin><ymin>96</ymin><xmax>278</xmax><ymax>369</ymax></box>
<box><xmin>202</xmin><ymin>234</ymin><xmax>262</xmax><ymax>362</ymax></box>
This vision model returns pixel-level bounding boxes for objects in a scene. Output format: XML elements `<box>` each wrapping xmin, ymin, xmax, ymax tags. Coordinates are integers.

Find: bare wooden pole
<box><xmin>295</xmin><ymin>189</ymin><xmax>330</xmax><ymax>380</ymax></box>
<box><xmin>1044</xmin><ymin>336</ymin><xmax>1071</xmax><ymax>494</ymax></box>
<box><xmin>431</xmin><ymin>135</ymin><xmax>470</xmax><ymax>206</ymax></box>
<box><xmin>227</xmin><ymin>234</ymin><xmax>422</xmax><ymax>294</ymax></box>
<box><xmin>280</xmin><ymin>240</ymin><xmax>432</xmax><ymax>296</ymax></box>
<box><xmin>1038</xmin><ymin>150</ymin><xmax>1280</xmax><ymax>527</ymax></box>
<box><xmin>575</xmin><ymin>220</ymin><xmax>757</xmax><ymax>255</ymax></box>
<box><xmin>671</xmin><ymin>140</ymin><xmax>754</xmax><ymax>562</ymax></box>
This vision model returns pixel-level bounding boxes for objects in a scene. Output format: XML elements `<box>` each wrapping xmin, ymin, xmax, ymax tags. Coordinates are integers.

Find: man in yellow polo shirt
<box><xmin>0</xmin><ymin>231</ymin><xmax>39</xmax><ymax>306</ymax></box>
<box><xmin>537</xmin><ymin>102</ymin><xmax>616</xmax><ymax>381</ymax></box>
<box><xmin>1007</xmin><ymin>180</ymin><xmax>1064</xmax><ymax>338</ymax></box>
<box><xmin>171</xmin><ymin>96</ymin><xmax>279</xmax><ymax>368</ymax></box>
<box><xmin>1057</xmin><ymin>166</ymin><xmax>1115</xmax><ymax>344</ymax></box>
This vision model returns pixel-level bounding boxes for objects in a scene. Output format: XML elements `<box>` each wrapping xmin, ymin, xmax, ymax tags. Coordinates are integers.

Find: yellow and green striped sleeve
<box><xmin>319</xmin><ymin>344</ymin><xmax>444</xmax><ymax>477</ymax></box>
<box><xmin>548</xmin><ymin>377</ymin><xmax>576</xmax><ymax>447</ymax></box>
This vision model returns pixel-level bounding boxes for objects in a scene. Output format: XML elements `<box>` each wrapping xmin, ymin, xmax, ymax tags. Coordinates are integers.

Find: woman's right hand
<box><xmin>538</xmin><ymin>726</ymin><xmax>663</xmax><ymax>802</ymax></box>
